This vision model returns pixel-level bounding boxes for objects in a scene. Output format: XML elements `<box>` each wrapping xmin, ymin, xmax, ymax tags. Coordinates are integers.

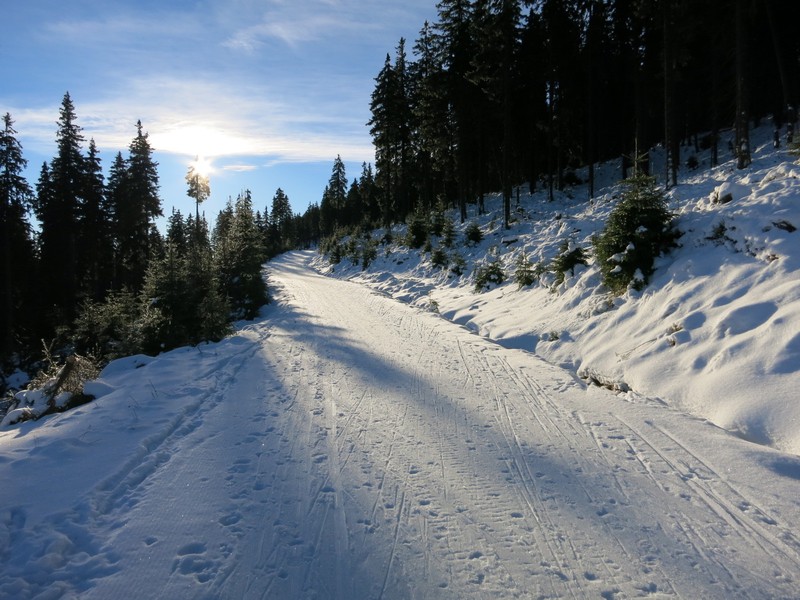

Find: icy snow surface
<box><xmin>1</xmin><ymin>245</ymin><xmax>800</xmax><ymax>598</ymax></box>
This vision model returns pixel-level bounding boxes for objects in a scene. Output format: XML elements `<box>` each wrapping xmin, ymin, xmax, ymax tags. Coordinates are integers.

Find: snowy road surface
<box><xmin>3</xmin><ymin>251</ymin><xmax>800</xmax><ymax>599</ymax></box>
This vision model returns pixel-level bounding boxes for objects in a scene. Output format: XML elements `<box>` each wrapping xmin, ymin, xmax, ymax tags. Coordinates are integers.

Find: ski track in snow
<box><xmin>3</xmin><ymin>250</ymin><xmax>800</xmax><ymax>599</ymax></box>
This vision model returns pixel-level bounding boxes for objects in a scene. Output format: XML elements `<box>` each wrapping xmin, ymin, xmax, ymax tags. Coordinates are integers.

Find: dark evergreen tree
<box><xmin>470</xmin><ymin>0</ymin><xmax>521</xmax><ymax>227</ymax></box>
<box><xmin>0</xmin><ymin>113</ymin><xmax>35</xmax><ymax>360</ymax></box>
<box><xmin>119</xmin><ymin>120</ymin><xmax>162</xmax><ymax>290</ymax></box>
<box><xmin>139</xmin><ymin>212</ymin><xmax>228</xmax><ymax>354</ymax></box>
<box><xmin>319</xmin><ymin>156</ymin><xmax>348</xmax><ymax>235</ymax></box>
<box><xmin>106</xmin><ymin>151</ymin><xmax>128</xmax><ymax>290</ymax></box>
<box><xmin>36</xmin><ymin>92</ymin><xmax>85</xmax><ymax>327</ymax></box>
<box><xmin>343</xmin><ymin>179</ymin><xmax>363</xmax><ymax>229</ymax></box>
<box><xmin>593</xmin><ymin>175</ymin><xmax>678</xmax><ymax>294</ymax></box>
<box><xmin>216</xmin><ymin>190</ymin><xmax>268</xmax><ymax>320</ymax></box>
<box><xmin>295</xmin><ymin>202</ymin><xmax>321</xmax><ymax>248</ymax></box>
<box><xmin>79</xmin><ymin>139</ymin><xmax>114</xmax><ymax>301</ymax></box>
<box><xmin>270</xmin><ymin>187</ymin><xmax>294</xmax><ymax>252</ymax></box>
<box><xmin>434</xmin><ymin>0</ymin><xmax>477</xmax><ymax>221</ymax></box>
<box><xmin>358</xmin><ymin>162</ymin><xmax>380</xmax><ymax>225</ymax></box>
<box><xmin>369</xmin><ymin>53</ymin><xmax>402</xmax><ymax>226</ymax></box>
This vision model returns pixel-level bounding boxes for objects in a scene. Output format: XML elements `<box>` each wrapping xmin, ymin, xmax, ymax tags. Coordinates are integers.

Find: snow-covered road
<box><xmin>3</xmin><ymin>251</ymin><xmax>800</xmax><ymax>599</ymax></box>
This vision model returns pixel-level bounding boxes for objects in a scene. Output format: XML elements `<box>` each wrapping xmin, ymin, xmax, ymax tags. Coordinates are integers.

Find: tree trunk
<box><xmin>735</xmin><ymin>0</ymin><xmax>751</xmax><ymax>169</ymax></box>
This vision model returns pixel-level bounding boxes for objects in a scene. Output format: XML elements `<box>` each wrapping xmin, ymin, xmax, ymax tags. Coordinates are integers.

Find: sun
<box><xmin>189</xmin><ymin>155</ymin><xmax>214</xmax><ymax>179</ymax></box>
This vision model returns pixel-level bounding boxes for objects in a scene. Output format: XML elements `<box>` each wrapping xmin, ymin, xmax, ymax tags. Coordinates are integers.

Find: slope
<box><xmin>315</xmin><ymin>124</ymin><xmax>800</xmax><ymax>455</ymax></box>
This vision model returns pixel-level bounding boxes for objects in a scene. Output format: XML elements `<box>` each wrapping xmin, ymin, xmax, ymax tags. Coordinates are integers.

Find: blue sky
<box><xmin>3</xmin><ymin>0</ymin><xmax>438</xmax><ymax>223</ymax></box>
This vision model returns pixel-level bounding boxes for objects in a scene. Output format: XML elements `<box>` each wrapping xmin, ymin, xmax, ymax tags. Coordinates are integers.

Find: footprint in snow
<box><xmin>172</xmin><ymin>542</ymin><xmax>218</xmax><ymax>583</ymax></box>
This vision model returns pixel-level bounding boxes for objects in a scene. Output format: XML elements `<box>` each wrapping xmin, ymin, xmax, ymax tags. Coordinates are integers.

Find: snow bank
<box><xmin>314</xmin><ymin>124</ymin><xmax>800</xmax><ymax>455</ymax></box>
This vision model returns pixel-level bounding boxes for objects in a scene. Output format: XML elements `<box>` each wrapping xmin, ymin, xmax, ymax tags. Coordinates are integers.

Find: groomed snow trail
<box><xmin>5</xmin><ymin>250</ymin><xmax>800</xmax><ymax>599</ymax></box>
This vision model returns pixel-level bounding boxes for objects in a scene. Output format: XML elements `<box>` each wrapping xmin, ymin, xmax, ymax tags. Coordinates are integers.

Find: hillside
<box><xmin>313</xmin><ymin>124</ymin><xmax>800</xmax><ymax>456</ymax></box>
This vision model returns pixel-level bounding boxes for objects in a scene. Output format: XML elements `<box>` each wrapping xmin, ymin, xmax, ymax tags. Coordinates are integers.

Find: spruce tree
<box><xmin>410</xmin><ymin>21</ymin><xmax>454</xmax><ymax>212</ymax></box>
<box><xmin>434</xmin><ymin>0</ymin><xmax>477</xmax><ymax>222</ymax></box>
<box><xmin>369</xmin><ymin>54</ymin><xmax>401</xmax><ymax>226</ymax></box>
<box><xmin>270</xmin><ymin>188</ymin><xmax>294</xmax><ymax>252</ymax></box>
<box><xmin>79</xmin><ymin>139</ymin><xmax>114</xmax><ymax>301</ymax></box>
<box><xmin>593</xmin><ymin>175</ymin><xmax>678</xmax><ymax>294</ymax></box>
<box><xmin>0</xmin><ymin>113</ymin><xmax>35</xmax><ymax>360</ymax></box>
<box><xmin>36</xmin><ymin>92</ymin><xmax>85</xmax><ymax>328</ymax></box>
<box><xmin>121</xmin><ymin>120</ymin><xmax>162</xmax><ymax>290</ymax></box>
<box><xmin>139</xmin><ymin>212</ymin><xmax>228</xmax><ymax>354</ymax></box>
<box><xmin>106</xmin><ymin>151</ymin><xmax>129</xmax><ymax>290</ymax></box>
<box><xmin>216</xmin><ymin>190</ymin><xmax>268</xmax><ymax>320</ymax></box>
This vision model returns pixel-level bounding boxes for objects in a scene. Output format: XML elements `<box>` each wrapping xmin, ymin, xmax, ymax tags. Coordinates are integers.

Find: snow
<box><xmin>2</xmin><ymin>125</ymin><xmax>800</xmax><ymax>598</ymax></box>
<box><xmin>317</xmin><ymin>124</ymin><xmax>800</xmax><ymax>456</ymax></box>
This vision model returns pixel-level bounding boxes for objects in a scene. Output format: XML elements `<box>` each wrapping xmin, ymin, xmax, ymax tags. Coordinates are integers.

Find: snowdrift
<box><xmin>314</xmin><ymin>125</ymin><xmax>800</xmax><ymax>455</ymax></box>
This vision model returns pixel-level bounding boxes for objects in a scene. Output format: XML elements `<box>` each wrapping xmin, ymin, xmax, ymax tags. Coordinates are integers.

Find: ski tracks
<box><xmin>13</xmin><ymin>250</ymin><xmax>799</xmax><ymax>599</ymax></box>
<box><xmin>245</xmin><ymin>252</ymin><xmax>800</xmax><ymax>600</ymax></box>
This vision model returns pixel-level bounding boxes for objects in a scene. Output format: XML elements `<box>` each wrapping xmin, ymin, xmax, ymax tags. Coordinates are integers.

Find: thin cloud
<box><xmin>223</xmin><ymin>3</ymin><xmax>384</xmax><ymax>52</ymax></box>
<box><xmin>223</xmin><ymin>164</ymin><xmax>258</xmax><ymax>172</ymax></box>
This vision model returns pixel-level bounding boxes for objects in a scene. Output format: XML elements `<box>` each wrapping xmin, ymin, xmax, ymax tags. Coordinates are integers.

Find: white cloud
<box><xmin>223</xmin><ymin>163</ymin><xmax>258</xmax><ymax>172</ymax></box>
<box><xmin>4</xmin><ymin>0</ymin><xmax>439</xmax><ymax>168</ymax></box>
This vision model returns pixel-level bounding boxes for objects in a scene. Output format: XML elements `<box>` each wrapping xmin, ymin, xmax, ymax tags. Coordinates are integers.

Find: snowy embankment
<box><xmin>313</xmin><ymin>125</ymin><xmax>800</xmax><ymax>455</ymax></box>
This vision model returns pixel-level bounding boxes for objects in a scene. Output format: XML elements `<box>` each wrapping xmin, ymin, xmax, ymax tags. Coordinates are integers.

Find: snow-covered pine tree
<box><xmin>593</xmin><ymin>175</ymin><xmax>678</xmax><ymax>294</ymax></box>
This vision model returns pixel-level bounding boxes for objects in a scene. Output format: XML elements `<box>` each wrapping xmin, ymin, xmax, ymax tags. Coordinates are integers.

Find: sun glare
<box><xmin>190</xmin><ymin>156</ymin><xmax>213</xmax><ymax>178</ymax></box>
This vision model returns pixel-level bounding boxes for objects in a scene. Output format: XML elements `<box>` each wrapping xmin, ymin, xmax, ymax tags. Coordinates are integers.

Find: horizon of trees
<box><xmin>292</xmin><ymin>0</ymin><xmax>800</xmax><ymax>240</ymax></box>
<box><xmin>354</xmin><ymin>0</ymin><xmax>800</xmax><ymax>231</ymax></box>
<box><xmin>0</xmin><ymin>94</ymin><xmax>283</xmax><ymax>383</ymax></box>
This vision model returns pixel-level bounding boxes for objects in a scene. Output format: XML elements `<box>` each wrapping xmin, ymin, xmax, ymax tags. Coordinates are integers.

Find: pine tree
<box><xmin>121</xmin><ymin>120</ymin><xmax>162</xmax><ymax>290</ymax></box>
<box><xmin>217</xmin><ymin>190</ymin><xmax>268</xmax><ymax>320</ymax></box>
<box><xmin>0</xmin><ymin>113</ymin><xmax>35</xmax><ymax>359</ymax></box>
<box><xmin>593</xmin><ymin>175</ymin><xmax>678</xmax><ymax>294</ymax></box>
<box><xmin>358</xmin><ymin>162</ymin><xmax>380</xmax><ymax>225</ymax></box>
<box><xmin>436</xmin><ymin>0</ymin><xmax>484</xmax><ymax>221</ymax></box>
<box><xmin>79</xmin><ymin>139</ymin><xmax>114</xmax><ymax>301</ymax></box>
<box><xmin>270</xmin><ymin>188</ymin><xmax>294</xmax><ymax>252</ymax></box>
<box><xmin>320</xmin><ymin>156</ymin><xmax>348</xmax><ymax>234</ymax></box>
<box><xmin>410</xmin><ymin>21</ymin><xmax>454</xmax><ymax>212</ymax></box>
<box><xmin>37</xmin><ymin>92</ymin><xmax>85</xmax><ymax>327</ymax></box>
<box><xmin>369</xmin><ymin>54</ymin><xmax>402</xmax><ymax>226</ymax></box>
<box><xmin>139</xmin><ymin>212</ymin><xmax>228</xmax><ymax>354</ymax></box>
<box><xmin>186</xmin><ymin>158</ymin><xmax>210</xmax><ymax>230</ymax></box>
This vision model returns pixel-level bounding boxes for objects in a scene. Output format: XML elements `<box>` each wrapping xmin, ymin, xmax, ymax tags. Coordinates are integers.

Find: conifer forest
<box><xmin>2</xmin><ymin>0</ymin><xmax>799</xmax><ymax>385</ymax></box>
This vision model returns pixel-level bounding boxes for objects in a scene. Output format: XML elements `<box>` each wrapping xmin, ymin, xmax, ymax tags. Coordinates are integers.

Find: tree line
<box><xmin>270</xmin><ymin>0</ymin><xmax>800</xmax><ymax>274</ymax></box>
<box><xmin>0</xmin><ymin>93</ymin><xmax>306</xmax><ymax>384</ymax></box>
<box><xmin>350</xmin><ymin>0</ymin><xmax>799</xmax><ymax>232</ymax></box>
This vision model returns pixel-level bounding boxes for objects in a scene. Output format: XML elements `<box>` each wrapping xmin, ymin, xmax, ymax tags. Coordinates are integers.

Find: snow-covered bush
<box><xmin>514</xmin><ymin>253</ymin><xmax>538</xmax><ymax>288</ymax></box>
<box><xmin>441</xmin><ymin>218</ymin><xmax>455</xmax><ymax>248</ymax></box>
<box><xmin>474</xmin><ymin>260</ymin><xmax>505</xmax><ymax>292</ymax></box>
<box><xmin>551</xmin><ymin>240</ymin><xmax>588</xmax><ymax>285</ymax></box>
<box><xmin>405</xmin><ymin>210</ymin><xmax>429</xmax><ymax>249</ymax></box>
<box><xmin>361</xmin><ymin>238</ymin><xmax>378</xmax><ymax>270</ymax></box>
<box><xmin>2</xmin><ymin>352</ymin><xmax>99</xmax><ymax>426</ymax></box>
<box><xmin>450</xmin><ymin>253</ymin><xmax>466</xmax><ymax>276</ymax></box>
<box><xmin>465</xmin><ymin>222</ymin><xmax>483</xmax><ymax>246</ymax></box>
<box><xmin>431</xmin><ymin>246</ymin><xmax>449</xmax><ymax>269</ymax></box>
<box><xmin>593</xmin><ymin>175</ymin><xmax>678</xmax><ymax>294</ymax></box>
